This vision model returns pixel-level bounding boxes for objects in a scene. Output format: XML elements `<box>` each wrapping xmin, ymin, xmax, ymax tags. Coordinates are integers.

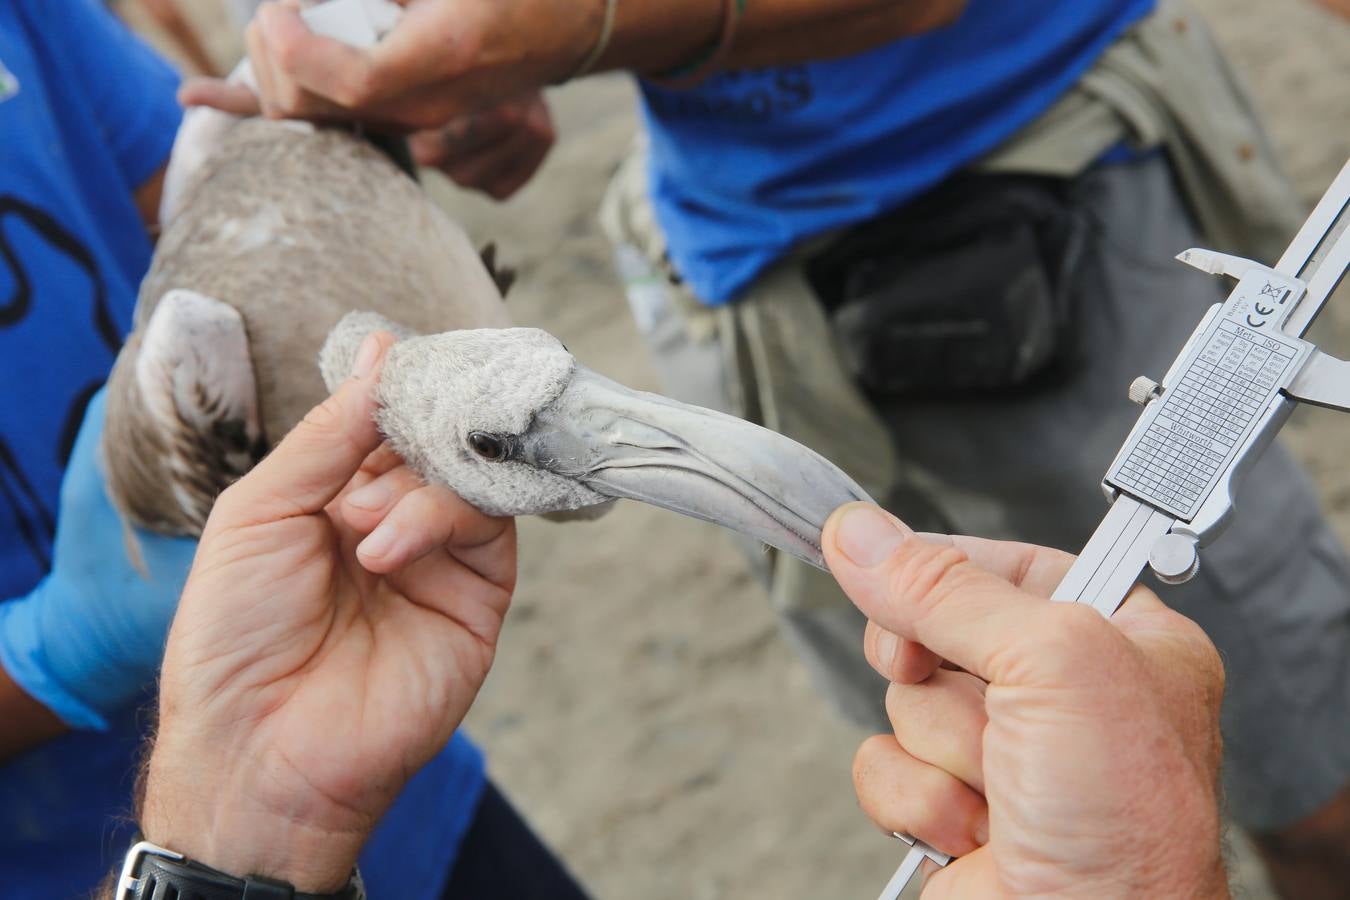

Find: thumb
<box><xmin>919</xmin><ymin>846</ymin><xmax>1001</xmax><ymax>900</ymax></box>
<box><xmin>212</xmin><ymin>332</ymin><xmax>394</xmax><ymax>528</ymax></box>
<box><xmin>258</xmin><ymin>1</ymin><xmax>381</xmax><ymax>108</ymax></box>
<box><xmin>179</xmin><ymin>77</ymin><xmax>261</xmax><ymax>116</ymax></box>
<box><xmin>823</xmin><ymin>503</ymin><xmax>1106</xmax><ymax>685</ymax></box>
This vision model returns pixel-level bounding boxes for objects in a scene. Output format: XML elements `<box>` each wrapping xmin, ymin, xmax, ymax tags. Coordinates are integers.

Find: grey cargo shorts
<box><xmin>602</xmin><ymin>150</ymin><xmax>1350</xmax><ymax>832</ymax></box>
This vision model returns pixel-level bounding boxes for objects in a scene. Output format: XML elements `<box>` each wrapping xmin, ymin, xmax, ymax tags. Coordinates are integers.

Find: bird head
<box><xmin>323</xmin><ymin>312</ymin><xmax>872</xmax><ymax>569</ymax></box>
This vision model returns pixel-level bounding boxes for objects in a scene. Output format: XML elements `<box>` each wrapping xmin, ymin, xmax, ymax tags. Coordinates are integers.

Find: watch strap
<box><xmin>117</xmin><ymin>840</ymin><xmax>365</xmax><ymax>900</ymax></box>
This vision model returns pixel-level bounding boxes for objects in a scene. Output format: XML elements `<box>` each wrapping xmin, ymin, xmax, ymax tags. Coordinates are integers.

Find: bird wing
<box><xmin>103</xmin><ymin>289</ymin><xmax>265</xmax><ymax>535</ymax></box>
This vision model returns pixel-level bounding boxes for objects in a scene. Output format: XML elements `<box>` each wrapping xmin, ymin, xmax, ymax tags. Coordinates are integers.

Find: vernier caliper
<box><xmin>879</xmin><ymin>156</ymin><xmax>1350</xmax><ymax>899</ymax></box>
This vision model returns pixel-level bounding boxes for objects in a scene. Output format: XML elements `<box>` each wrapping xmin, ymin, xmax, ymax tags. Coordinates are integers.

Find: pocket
<box><xmin>805</xmin><ymin>174</ymin><xmax>1089</xmax><ymax>397</ymax></box>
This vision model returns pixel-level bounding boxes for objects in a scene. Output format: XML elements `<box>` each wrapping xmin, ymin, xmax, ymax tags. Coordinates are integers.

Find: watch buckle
<box><xmin>116</xmin><ymin>840</ymin><xmax>185</xmax><ymax>900</ymax></box>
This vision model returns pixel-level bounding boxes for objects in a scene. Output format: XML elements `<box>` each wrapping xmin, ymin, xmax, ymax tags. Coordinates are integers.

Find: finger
<box><xmin>434</xmin><ymin>96</ymin><xmax>553</xmax><ymax>161</ymax></box>
<box><xmin>422</xmin><ymin>135</ymin><xmax>516</xmax><ymax>181</ymax></box>
<box><xmin>853</xmin><ymin>735</ymin><xmax>988</xmax><ymax>858</ymax></box>
<box><xmin>255</xmin><ymin>5</ymin><xmax>345</xmax><ymax>120</ymax></box>
<box><xmin>824</xmin><ymin>503</ymin><xmax>1118</xmax><ymax>685</ymax></box>
<box><xmin>213</xmin><ymin>332</ymin><xmax>393</xmax><ymax>527</ymax></box>
<box><xmin>917</xmin><ymin>532</ymin><xmax>1076</xmax><ymax>598</ymax></box>
<box><xmin>257</xmin><ymin>2</ymin><xmax>382</xmax><ymax>113</ymax></box>
<box><xmin>388</xmin><ymin>534</ymin><xmax>515</xmax><ymax>647</ymax></box>
<box><xmin>442</xmin><ymin>514</ymin><xmax>516</xmax><ymax>595</ymax></box>
<box><xmin>441</xmin><ymin>127</ymin><xmax>550</xmax><ymax>200</ymax></box>
<box><xmin>365</xmin><ymin>2</ymin><xmax>465</xmax><ymax>103</ymax></box>
<box><xmin>885</xmin><ymin>674</ymin><xmax>988</xmax><ymax>793</ymax></box>
<box><xmin>919</xmin><ymin>532</ymin><xmax>1170</xmax><ymax>633</ymax></box>
<box><xmin>917</xmin><ymin>533</ymin><xmax>1169</xmax><ymax>619</ymax></box>
<box><xmin>865</xmin><ymin>619</ymin><xmax>943</xmax><ymax>684</ymax></box>
<box><xmin>920</xmin><ymin>846</ymin><xmax>1000</xmax><ymax>900</ymax></box>
<box><xmin>340</xmin><ymin>464</ymin><xmax>426</xmax><ymax>535</ymax></box>
<box><xmin>358</xmin><ymin>442</ymin><xmax>407</xmax><ymax>480</ymax></box>
<box><xmin>410</xmin><ymin>113</ymin><xmax>517</xmax><ymax>167</ymax></box>
<box><xmin>484</xmin><ymin>148</ymin><xmax>554</xmax><ymax>201</ymax></box>
<box><xmin>246</xmin><ymin>15</ymin><xmax>282</xmax><ymax>119</ymax></box>
<box><xmin>178</xmin><ymin>77</ymin><xmax>261</xmax><ymax>116</ymax></box>
<box><xmin>408</xmin><ymin>128</ymin><xmax>447</xmax><ymax>168</ymax></box>
<box><xmin>353</xmin><ymin>482</ymin><xmax>496</xmax><ymax>574</ymax></box>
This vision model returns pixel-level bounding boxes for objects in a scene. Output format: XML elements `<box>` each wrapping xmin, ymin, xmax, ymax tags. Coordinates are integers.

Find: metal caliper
<box><xmin>879</xmin><ymin>156</ymin><xmax>1350</xmax><ymax>900</ymax></box>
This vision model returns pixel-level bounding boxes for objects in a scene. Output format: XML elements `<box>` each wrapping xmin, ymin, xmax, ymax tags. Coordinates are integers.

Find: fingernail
<box><xmin>352</xmin><ymin>334</ymin><xmax>381</xmax><ymax>379</ymax></box>
<box><xmin>358</xmin><ymin>521</ymin><xmax>398</xmax><ymax>560</ymax></box>
<box><xmin>835</xmin><ymin>505</ymin><xmax>906</xmax><ymax>567</ymax></box>
<box><xmin>346</xmin><ymin>480</ymin><xmax>391</xmax><ymax>511</ymax></box>
<box><xmin>974</xmin><ymin>816</ymin><xmax>990</xmax><ymax>845</ymax></box>
<box><xmin>874</xmin><ymin>629</ymin><xmax>899</xmax><ymax>674</ymax></box>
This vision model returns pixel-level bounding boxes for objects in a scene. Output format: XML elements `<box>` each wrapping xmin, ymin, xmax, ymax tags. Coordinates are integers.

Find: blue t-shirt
<box><xmin>0</xmin><ymin>4</ymin><xmax>482</xmax><ymax>896</ymax></box>
<box><xmin>641</xmin><ymin>0</ymin><xmax>1156</xmax><ymax>304</ymax></box>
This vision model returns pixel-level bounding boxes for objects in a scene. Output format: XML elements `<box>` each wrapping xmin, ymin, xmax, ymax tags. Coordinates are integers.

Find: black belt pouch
<box><xmin>805</xmin><ymin>173</ymin><xmax>1089</xmax><ymax>397</ymax></box>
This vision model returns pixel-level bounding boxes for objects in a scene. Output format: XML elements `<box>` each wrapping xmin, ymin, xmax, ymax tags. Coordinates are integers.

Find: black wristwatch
<box><xmin>116</xmin><ymin>839</ymin><xmax>366</xmax><ymax>900</ymax></box>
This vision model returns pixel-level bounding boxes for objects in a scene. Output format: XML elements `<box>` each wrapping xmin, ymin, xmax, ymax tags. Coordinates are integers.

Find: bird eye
<box><xmin>468</xmin><ymin>431</ymin><xmax>509</xmax><ymax>462</ymax></box>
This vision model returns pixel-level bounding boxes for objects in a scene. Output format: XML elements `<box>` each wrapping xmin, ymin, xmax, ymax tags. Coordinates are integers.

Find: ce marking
<box><xmin>1247</xmin><ymin>281</ymin><xmax>1292</xmax><ymax>328</ymax></box>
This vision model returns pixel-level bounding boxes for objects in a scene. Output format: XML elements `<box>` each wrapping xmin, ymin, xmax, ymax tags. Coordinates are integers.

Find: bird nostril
<box><xmin>468</xmin><ymin>431</ymin><xmax>509</xmax><ymax>462</ymax></box>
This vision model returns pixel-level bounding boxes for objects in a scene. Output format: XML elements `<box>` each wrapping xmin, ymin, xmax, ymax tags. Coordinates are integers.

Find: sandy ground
<box><xmin>130</xmin><ymin>2</ymin><xmax>1350</xmax><ymax>897</ymax></box>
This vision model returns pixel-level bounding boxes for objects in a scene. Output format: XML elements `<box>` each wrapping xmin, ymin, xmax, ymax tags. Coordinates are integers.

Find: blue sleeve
<box><xmin>23</xmin><ymin>0</ymin><xmax>183</xmax><ymax>191</ymax></box>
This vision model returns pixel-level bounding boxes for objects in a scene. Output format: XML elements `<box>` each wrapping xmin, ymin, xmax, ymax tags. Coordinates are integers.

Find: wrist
<box><xmin>1143</xmin><ymin>780</ymin><xmax>1229</xmax><ymax>900</ymax></box>
<box><xmin>587</xmin><ymin>0</ymin><xmax>723</xmax><ymax>76</ymax></box>
<box><xmin>139</xmin><ymin>800</ymin><xmax>361</xmax><ymax>892</ymax></box>
<box><xmin>492</xmin><ymin>0</ymin><xmax>619</xmax><ymax>87</ymax></box>
<box><xmin>141</xmin><ymin>737</ymin><xmax>366</xmax><ymax>893</ymax></box>
<box><xmin>1156</xmin><ymin>855</ymin><xmax>1229</xmax><ymax>900</ymax></box>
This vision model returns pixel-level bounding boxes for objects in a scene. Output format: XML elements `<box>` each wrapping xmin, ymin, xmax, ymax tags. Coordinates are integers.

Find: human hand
<box><xmin>0</xmin><ymin>390</ymin><xmax>198</xmax><ymax>730</ymax></box>
<box><xmin>408</xmin><ymin>92</ymin><xmax>555</xmax><ymax>200</ymax></box>
<box><xmin>181</xmin><ymin>0</ymin><xmax>596</xmax><ymax>130</ymax></box>
<box><xmin>824</xmin><ymin>504</ymin><xmax>1228</xmax><ymax>899</ymax></box>
<box><xmin>140</xmin><ymin>333</ymin><xmax>516</xmax><ymax>892</ymax></box>
<box><xmin>179</xmin><ymin>34</ymin><xmax>555</xmax><ymax>201</ymax></box>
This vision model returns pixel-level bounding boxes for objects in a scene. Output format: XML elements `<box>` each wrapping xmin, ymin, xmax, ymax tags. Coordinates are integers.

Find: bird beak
<box><xmin>523</xmin><ymin>366</ymin><xmax>873</xmax><ymax>569</ymax></box>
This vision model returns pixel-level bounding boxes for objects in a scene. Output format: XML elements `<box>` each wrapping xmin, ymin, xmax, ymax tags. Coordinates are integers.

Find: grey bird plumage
<box><xmin>105</xmin><ymin>115</ymin><xmax>871</xmax><ymax>569</ymax></box>
<box><xmin>103</xmin><ymin>119</ymin><xmax>507</xmax><ymax>534</ymax></box>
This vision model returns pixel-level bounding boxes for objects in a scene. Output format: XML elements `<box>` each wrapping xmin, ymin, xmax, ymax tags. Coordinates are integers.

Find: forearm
<box><xmin>134</xmin><ymin>165</ymin><xmax>167</xmax><ymax>238</ymax></box>
<box><xmin>137</xmin><ymin>0</ymin><xmax>221</xmax><ymax>76</ymax></box>
<box><xmin>597</xmin><ymin>0</ymin><xmax>967</xmax><ymax>74</ymax></box>
<box><xmin>0</xmin><ymin>666</ymin><xmax>68</xmax><ymax>761</ymax></box>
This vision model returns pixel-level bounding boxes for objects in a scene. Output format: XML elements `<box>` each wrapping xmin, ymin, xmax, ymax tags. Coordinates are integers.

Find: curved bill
<box><xmin>522</xmin><ymin>366</ymin><xmax>874</xmax><ymax>569</ymax></box>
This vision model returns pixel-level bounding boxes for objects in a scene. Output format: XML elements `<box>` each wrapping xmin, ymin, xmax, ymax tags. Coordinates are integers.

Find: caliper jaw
<box><xmin>1175</xmin><ymin>243</ymin><xmax>1350</xmax><ymax>449</ymax></box>
<box><xmin>1176</xmin><ymin>247</ymin><xmax>1273</xmax><ymax>281</ymax></box>
<box><xmin>1285</xmin><ymin>350</ymin><xmax>1350</xmax><ymax>413</ymax></box>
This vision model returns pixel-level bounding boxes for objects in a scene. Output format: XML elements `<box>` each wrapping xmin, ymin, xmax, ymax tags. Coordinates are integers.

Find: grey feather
<box><xmin>319</xmin><ymin>313</ymin><xmax>610</xmax><ymax>518</ymax></box>
<box><xmin>318</xmin><ymin>310</ymin><xmax>419</xmax><ymax>389</ymax></box>
<box><xmin>105</xmin><ymin>119</ymin><xmax>509</xmax><ymax>534</ymax></box>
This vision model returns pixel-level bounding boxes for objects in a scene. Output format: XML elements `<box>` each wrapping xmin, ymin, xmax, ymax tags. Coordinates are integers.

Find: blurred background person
<box><xmin>0</xmin><ymin>4</ymin><xmax>196</xmax><ymax>895</ymax></box>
